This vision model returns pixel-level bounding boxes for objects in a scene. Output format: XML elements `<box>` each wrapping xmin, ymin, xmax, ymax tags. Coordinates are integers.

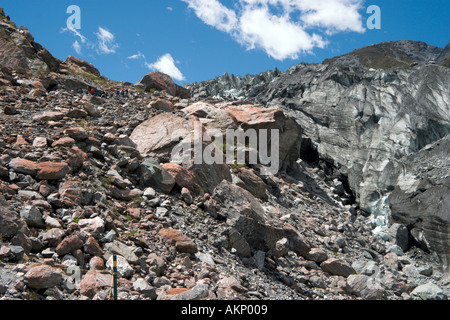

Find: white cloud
<box><xmin>128</xmin><ymin>51</ymin><xmax>146</xmax><ymax>60</ymax></box>
<box><xmin>182</xmin><ymin>0</ymin><xmax>365</xmax><ymax>60</ymax></box>
<box><xmin>146</xmin><ymin>54</ymin><xmax>186</xmax><ymax>81</ymax></box>
<box><xmin>61</xmin><ymin>26</ymin><xmax>88</xmax><ymax>44</ymax></box>
<box><xmin>95</xmin><ymin>27</ymin><xmax>119</xmax><ymax>54</ymax></box>
<box><xmin>295</xmin><ymin>0</ymin><xmax>365</xmax><ymax>34</ymax></box>
<box><xmin>182</xmin><ymin>0</ymin><xmax>238</xmax><ymax>33</ymax></box>
<box><xmin>72</xmin><ymin>40</ymin><xmax>82</xmax><ymax>55</ymax></box>
<box><xmin>238</xmin><ymin>6</ymin><xmax>327</xmax><ymax>60</ymax></box>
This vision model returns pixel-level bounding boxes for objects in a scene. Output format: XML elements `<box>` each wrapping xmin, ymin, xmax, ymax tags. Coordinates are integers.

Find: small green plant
<box><xmin>120</xmin><ymin>214</ymin><xmax>133</xmax><ymax>222</ymax></box>
<box><xmin>14</xmin><ymin>65</ymin><xmax>27</xmax><ymax>75</ymax></box>
<box><xmin>73</xmin><ymin>217</ymin><xmax>80</xmax><ymax>224</ymax></box>
<box><xmin>101</xmin><ymin>175</ymin><xmax>113</xmax><ymax>187</ymax></box>
<box><xmin>0</xmin><ymin>29</ymin><xmax>11</xmax><ymax>40</ymax></box>
<box><xmin>26</xmin><ymin>291</ymin><xmax>40</xmax><ymax>300</ymax></box>
<box><xmin>35</xmin><ymin>65</ymin><xmax>49</xmax><ymax>78</ymax></box>
<box><xmin>135</xmin><ymin>86</ymin><xmax>146</xmax><ymax>94</ymax></box>
<box><xmin>132</xmin><ymin>196</ymin><xmax>145</xmax><ymax>207</ymax></box>
<box><xmin>122</xmin><ymin>229</ymin><xmax>139</xmax><ymax>237</ymax></box>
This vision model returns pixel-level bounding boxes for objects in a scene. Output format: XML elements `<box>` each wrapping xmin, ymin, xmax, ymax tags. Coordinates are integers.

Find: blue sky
<box><xmin>2</xmin><ymin>0</ymin><xmax>449</xmax><ymax>84</ymax></box>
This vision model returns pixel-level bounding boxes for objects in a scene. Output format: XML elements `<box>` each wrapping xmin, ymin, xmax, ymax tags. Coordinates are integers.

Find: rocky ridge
<box><xmin>0</xmin><ymin>10</ymin><xmax>449</xmax><ymax>301</ymax></box>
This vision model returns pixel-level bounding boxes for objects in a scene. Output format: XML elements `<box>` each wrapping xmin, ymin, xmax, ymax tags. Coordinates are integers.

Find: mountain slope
<box><xmin>1</xmin><ymin>9</ymin><xmax>449</xmax><ymax>301</ymax></box>
<box><xmin>323</xmin><ymin>40</ymin><xmax>446</xmax><ymax>69</ymax></box>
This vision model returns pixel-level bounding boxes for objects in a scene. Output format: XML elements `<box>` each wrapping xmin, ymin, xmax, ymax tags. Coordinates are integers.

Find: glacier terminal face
<box><xmin>186</xmin><ymin>45</ymin><xmax>450</xmax><ymax>269</ymax></box>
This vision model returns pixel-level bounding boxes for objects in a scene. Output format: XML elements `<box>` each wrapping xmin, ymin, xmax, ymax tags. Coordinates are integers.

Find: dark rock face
<box><xmin>387</xmin><ymin>136</ymin><xmax>450</xmax><ymax>270</ymax></box>
<box><xmin>0</xmin><ymin>20</ymin><xmax>60</xmax><ymax>74</ymax></box>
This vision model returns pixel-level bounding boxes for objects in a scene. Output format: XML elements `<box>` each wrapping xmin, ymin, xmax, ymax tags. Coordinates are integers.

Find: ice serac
<box><xmin>186</xmin><ymin>40</ymin><xmax>450</xmax><ymax>269</ymax></box>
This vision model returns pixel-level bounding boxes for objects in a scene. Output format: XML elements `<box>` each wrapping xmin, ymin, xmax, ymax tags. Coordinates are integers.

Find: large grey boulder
<box><xmin>138</xmin><ymin>157</ymin><xmax>176</xmax><ymax>194</ymax></box>
<box><xmin>410</xmin><ymin>282</ymin><xmax>448</xmax><ymax>300</ymax></box>
<box><xmin>0</xmin><ymin>206</ymin><xmax>26</xmax><ymax>236</ymax></box>
<box><xmin>212</xmin><ymin>180</ymin><xmax>310</xmax><ymax>257</ymax></box>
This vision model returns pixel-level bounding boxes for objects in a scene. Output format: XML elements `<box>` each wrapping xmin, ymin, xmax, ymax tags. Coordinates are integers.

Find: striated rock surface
<box><xmin>186</xmin><ymin>41</ymin><xmax>450</xmax><ymax>271</ymax></box>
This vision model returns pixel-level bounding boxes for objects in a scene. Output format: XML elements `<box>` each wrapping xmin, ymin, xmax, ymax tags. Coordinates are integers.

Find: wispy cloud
<box><xmin>182</xmin><ymin>0</ymin><xmax>365</xmax><ymax>60</ymax></box>
<box><xmin>61</xmin><ymin>26</ymin><xmax>88</xmax><ymax>44</ymax></box>
<box><xmin>146</xmin><ymin>53</ymin><xmax>186</xmax><ymax>81</ymax></box>
<box><xmin>62</xmin><ymin>25</ymin><xmax>120</xmax><ymax>57</ymax></box>
<box><xmin>72</xmin><ymin>40</ymin><xmax>82</xmax><ymax>55</ymax></box>
<box><xmin>95</xmin><ymin>27</ymin><xmax>119</xmax><ymax>54</ymax></box>
<box><xmin>128</xmin><ymin>51</ymin><xmax>146</xmax><ymax>60</ymax></box>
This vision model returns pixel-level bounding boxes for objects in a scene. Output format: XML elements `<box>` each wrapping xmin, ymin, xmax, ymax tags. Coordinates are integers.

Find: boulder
<box><xmin>52</xmin><ymin>137</ymin><xmax>76</xmax><ymax>148</ymax></box>
<box><xmin>221</xmin><ymin>103</ymin><xmax>301</xmax><ymax>171</ymax></box>
<box><xmin>132</xmin><ymin>278</ymin><xmax>157</xmax><ymax>299</ymax></box>
<box><xmin>55</xmin><ymin>235</ymin><xmax>84</xmax><ymax>256</ymax></box>
<box><xmin>157</xmin><ymin>283</ymin><xmax>209</xmax><ymax>300</ymax></box>
<box><xmin>33</xmin><ymin>111</ymin><xmax>65</xmax><ymax>122</ymax></box>
<box><xmin>24</xmin><ymin>265</ymin><xmax>63</xmax><ymax>289</ymax></box>
<box><xmin>0</xmin><ymin>206</ymin><xmax>26</xmax><ymax>236</ymax></box>
<box><xmin>346</xmin><ymin>274</ymin><xmax>386</xmax><ymax>299</ymax></box>
<box><xmin>181</xmin><ymin>101</ymin><xmax>238</xmax><ymax>134</ymax></box>
<box><xmin>65</xmin><ymin>127</ymin><xmax>88</xmax><ymax>141</ymax></box>
<box><xmin>36</xmin><ymin>162</ymin><xmax>70</xmax><ymax>180</ymax></box>
<box><xmin>106</xmin><ymin>255</ymin><xmax>134</xmax><ymax>278</ymax></box>
<box><xmin>131</xmin><ymin>114</ymin><xmax>232</xmax><ymax>194</ymax></box>
<box><xmin>20</xmin><ymin>205</ymin><xmax>44</xmax><ymax>228</ymax></box>
<box><xmin>136</xmin><ymin>71</ymin><xmax>190</xmax><ymax>98</ymax></box>
<box><xmin>306</xmin><ymin>248</ymin><xmax>329</xmax><ymax>264</ymax></box>
<box><xmin>59</xmin><ymin>180</ymin><xmax>83</xmax><ymax>206</ymax></box>
<box><xmin>9</xmin><ymin>158</ymin><xmax>38</xmax><ymax>176</ymax></box>
<box><xmin>138</xmin><ymin>158</ymin><xmax>175</xmax><ymax>194</ymax></box>
<box><xmin>103</xmin><ymin>240</ymin><xmax>139</xmax><ymax>264</ymax></box>
<box><xmin>64</xmin><ymin>55</ymin><xmax>101</xmax><ymax>77</ymax></box>
<box><xmin>388</xmin><ymin>223</ymin><xmax>410</xmax><ymax>252</ymax></box>
<box><xmin>162</xmin><ymin>163</ymin><xmax>198</xmax><ymax>192</ymax></box>
<box><xmin>79</xmin><ymin>270</ymin><xmax>112</xmax><ymax>299</ymax></box>
<box><xmin>410</xmin><ymin>282</ymin><xmax>448</xmax><ymax>300</ymax></box>
<box><xmin>130</xmin><ymin>113</ymin><xmax>192</xmax><ymax>162</ymax></box>
<box><xmin>237</xmin><ymin>168</ymin><xmax>267</xmax><ymax>200</ymax></box>
<box><xmin>320</xmin><ymin>258</ymin><xmax>356</xmax><ymax>277</ymax></box>
<box><xmin>158</xmin><ymin>228</ymin><xmax>198</xmax><ymax>254</ymax></box>
<box><xmin>149</xmin><ymin>99</ymin><xmax>175</xmax><ymax>112</ymax></box>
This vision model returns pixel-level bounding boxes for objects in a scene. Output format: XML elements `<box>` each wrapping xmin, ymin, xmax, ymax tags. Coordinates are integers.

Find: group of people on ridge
<box><xmin>88</xmin><ymin>87</ymin><xmax>130</xmax><ymax>99</ymax></box>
